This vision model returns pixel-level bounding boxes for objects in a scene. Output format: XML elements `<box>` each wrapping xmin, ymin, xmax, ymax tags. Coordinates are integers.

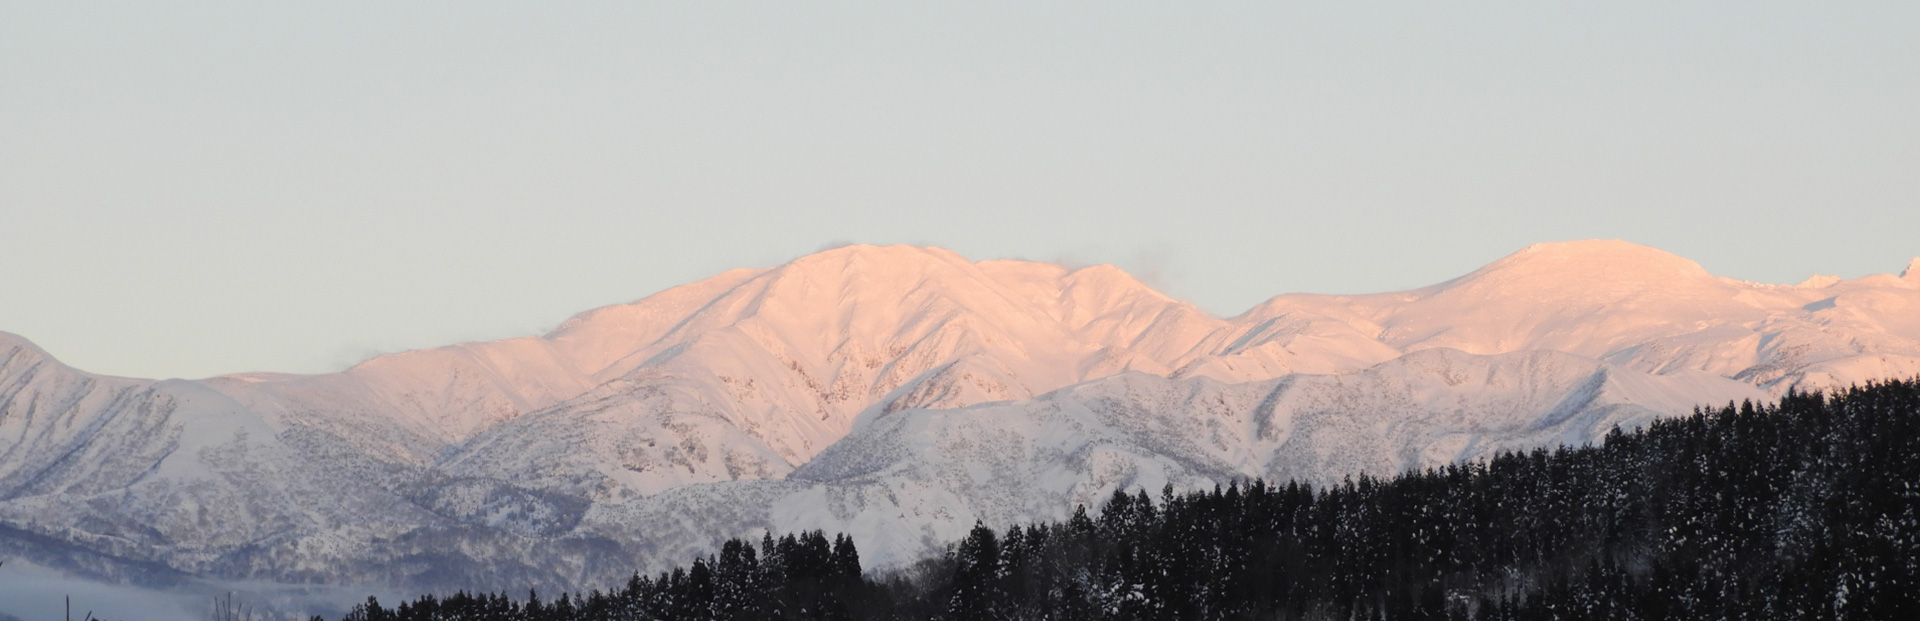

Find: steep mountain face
<box><xmin>764</xmin><ymin>349</ymin><xmax>1768</xmax><ymax>567</ymax></box>
<box><xmin>1</xmin><ymin>240</ymin><xmax>1917</xmax><ymax>596</ymax></box>
<box><xmin>555</xmin><ymin>348</ymin><xmax>1772</xmax><ymax>574</ymax></box>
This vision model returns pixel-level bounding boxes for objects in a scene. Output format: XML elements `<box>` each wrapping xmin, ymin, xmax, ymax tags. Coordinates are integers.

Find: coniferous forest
<box><xmin>337</xmin><ymin>380</ymin><xmax>1920</xmax><ymax>620</ymax></box>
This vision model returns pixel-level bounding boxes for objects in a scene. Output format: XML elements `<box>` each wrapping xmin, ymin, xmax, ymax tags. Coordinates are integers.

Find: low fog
<box><xmin>0</xmin><ymin>560</ymin><xmax>406</xmax><ymax>621</ymax></box>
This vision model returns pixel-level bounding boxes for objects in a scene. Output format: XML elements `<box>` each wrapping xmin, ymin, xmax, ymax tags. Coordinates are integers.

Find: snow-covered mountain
<box><xmin>1</xmin><ymin>240</ymin><xmax>1917</xmax><ymax>595</ymax></box>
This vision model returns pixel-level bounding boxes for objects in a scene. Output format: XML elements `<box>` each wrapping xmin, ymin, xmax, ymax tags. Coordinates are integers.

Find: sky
<box><xmin>2</xmin><ymin>1</ymin><xmax>1916</xmax><ymax>380</ymax></box>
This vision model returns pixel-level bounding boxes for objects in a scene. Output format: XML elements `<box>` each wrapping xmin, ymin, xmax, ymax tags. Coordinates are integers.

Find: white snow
<box><xmin>2</xmin><ymin>241</ymin><xmax>1918</xmax><ymax>591</ymax></box>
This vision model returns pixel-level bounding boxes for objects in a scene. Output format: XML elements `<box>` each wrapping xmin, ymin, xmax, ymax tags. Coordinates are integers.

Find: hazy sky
<box><xmin>3</xmin><ymin>1</ymin><xmax>1916</xmax><ymax>379</ymax></box>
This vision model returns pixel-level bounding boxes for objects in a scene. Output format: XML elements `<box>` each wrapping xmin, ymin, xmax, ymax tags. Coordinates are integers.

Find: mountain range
<box><xmin>3</xmin><ymin>239</ymin><xmax>1918</xmax><ymax>594</ymax></box>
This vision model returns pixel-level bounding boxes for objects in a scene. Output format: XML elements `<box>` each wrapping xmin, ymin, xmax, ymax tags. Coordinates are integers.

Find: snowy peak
<box><xmin>559</xmin><ymin>245</ymin><xmax>1057</xmax><ymax>363</ymax></box>
<box><xmin>0</xmin><ymin>331</ymin><xmax>58</xmax><ymax>372</ymax></box>
<box><xmin>546</xmin><ymin>266</ymin><xmax>768</xmax><ymax>375</ymax></box>
<box><xmin>779</xmin><ymin>243</ymin><xmax>974</xmax><ymax>281</ymax></box>
<box><xmin>1903</xmin><ymin>257</ymin><xmax>1920</xmax><ymax>283</ymax></box>
<box><xmin>553</xmin><ymin>244</ymin><xmax>1206</xmax><ymax>384</ymax></box>
<box><xmin>730</xmin><ymin>244</ymin><xmax>1046</xmax><ymax>343</ymax></box>
<box><xmin>1217</xmin><ymin>239</ymin><xmax>1920</xmax><ymax>388</ymax></box>
<box><xmin>411</xmin><ymin>245</ymin><xmax>1230</xmax><ymax>502</ymax></box>
<box><xmin>1448</xmin><ymin>239</ymin><xmax>1718</xmax><ymax>295</ymax></box>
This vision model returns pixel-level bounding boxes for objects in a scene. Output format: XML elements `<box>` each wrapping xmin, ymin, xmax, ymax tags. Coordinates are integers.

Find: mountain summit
<box><xmin>1474</xmin><ymin>239</ymin><xmax>1716</xmax><ymax>281</ymax></box>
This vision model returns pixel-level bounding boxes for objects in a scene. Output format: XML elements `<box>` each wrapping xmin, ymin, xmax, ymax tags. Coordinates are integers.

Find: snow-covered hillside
<box><xmin>1</xmin><ymin>240</ymin><xmax>1916</xmax><ymax>593</ymax></box>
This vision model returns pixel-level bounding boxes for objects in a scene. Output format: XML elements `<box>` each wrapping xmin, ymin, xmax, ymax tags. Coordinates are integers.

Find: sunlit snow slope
<box><xmin>1</xmin><ymin>240</ymin><xmax>1917</xmax><ymax>592</ymax></box>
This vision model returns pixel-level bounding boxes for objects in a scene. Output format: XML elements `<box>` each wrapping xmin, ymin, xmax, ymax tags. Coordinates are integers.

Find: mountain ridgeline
<box><xmin>4</xmin><ymin>240</ymin><xmax>1920</xmax><ymax>596</ymax></box>
<box><xmin>339</xmin><ymin>379</ymin><xmax>1920</xmax><ymax>620</ymax></box>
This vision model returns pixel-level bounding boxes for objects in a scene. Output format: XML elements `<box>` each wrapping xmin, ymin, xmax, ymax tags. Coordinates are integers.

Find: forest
<box><xmin>335</xmin><ymin>379</ymin><xmax>1919</xmax><ymax>620</ymax></box>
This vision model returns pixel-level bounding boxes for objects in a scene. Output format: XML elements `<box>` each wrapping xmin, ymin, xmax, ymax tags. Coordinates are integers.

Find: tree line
<box><xmin>338</xmin><ymin>379</ymin><xmax>1920</xmax><ymax>619</ymax></box>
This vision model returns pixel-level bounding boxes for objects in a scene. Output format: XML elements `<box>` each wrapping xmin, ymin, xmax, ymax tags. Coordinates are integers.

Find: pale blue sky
<box><xmin>3</xmin><ymin>1</ymin><xmax>1916</xmax><ymax>379</ymax></box>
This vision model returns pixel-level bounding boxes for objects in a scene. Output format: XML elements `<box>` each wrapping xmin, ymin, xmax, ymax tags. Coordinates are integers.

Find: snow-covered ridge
<box><xmin>1</xmin><ymin>240</ymin><xmax>1918</xmax><ymax>593</ymax></box>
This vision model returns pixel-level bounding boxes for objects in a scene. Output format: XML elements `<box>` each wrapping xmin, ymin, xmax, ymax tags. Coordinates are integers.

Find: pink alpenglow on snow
<box><xmin>1</xmin><ymin>240</ymin><xmax>1918</xmax><ymax>589</ymax></box>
